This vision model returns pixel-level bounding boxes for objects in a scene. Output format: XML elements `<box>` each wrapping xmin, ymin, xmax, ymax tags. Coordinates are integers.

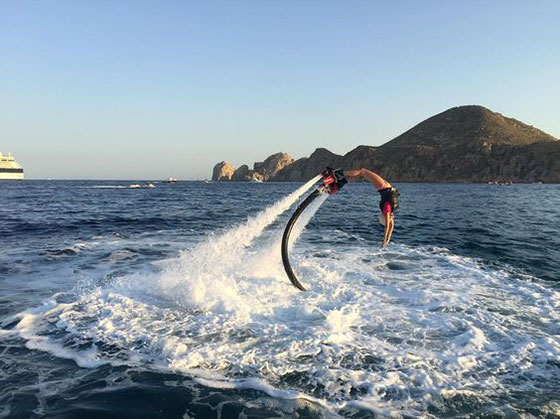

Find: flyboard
<box><xmin>281</xmin><ymin>168</ymin><xmax>347</xmax><ymax>291</ymax></box>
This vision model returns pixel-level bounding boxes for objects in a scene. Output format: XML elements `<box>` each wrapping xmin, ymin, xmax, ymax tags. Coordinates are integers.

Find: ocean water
<box><xmin>0</xmin><ymin>180</ymin><xmax>559</xmax><ymax>418</ymax></box>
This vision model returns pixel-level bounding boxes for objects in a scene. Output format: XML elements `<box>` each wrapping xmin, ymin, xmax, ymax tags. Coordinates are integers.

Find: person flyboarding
<box><xmin>345</xmin><ymin>168</ymin><xmax>399</xmax><ymax>248</ymax></box>
<box><xmin>282</xmin><ymin>167</ymin><xmax>399</xmax><ymax>290</ymax></box>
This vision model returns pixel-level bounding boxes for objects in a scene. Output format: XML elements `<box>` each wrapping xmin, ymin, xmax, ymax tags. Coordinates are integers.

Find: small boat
<box><xmin>488</xmin><ymin>180</ymin><xmax>513</xmax><ymax>186</ymax></box>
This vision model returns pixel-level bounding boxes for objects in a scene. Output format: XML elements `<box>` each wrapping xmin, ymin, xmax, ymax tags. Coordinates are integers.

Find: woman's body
<box><xmin>345</xmin><ymin>168</ymin><xmax>397</xmax><ymax>248</ymax></box>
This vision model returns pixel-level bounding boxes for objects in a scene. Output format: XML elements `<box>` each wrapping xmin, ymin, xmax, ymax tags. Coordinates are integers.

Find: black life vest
<box><xmin>378</xmin><ymin>187</ymin><xmax>399</xmax><ymax>212</ymax></box>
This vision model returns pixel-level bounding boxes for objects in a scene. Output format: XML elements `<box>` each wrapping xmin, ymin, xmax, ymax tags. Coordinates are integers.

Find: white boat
<box><xmin>166</xmin><ymin>177</ymin><xmax>178</xmax><ymax>183</ymax></box>
<box><xmin>0</xmin><ymin>152</ymin><xmax>24</xmax><ymax>180</ymax></box>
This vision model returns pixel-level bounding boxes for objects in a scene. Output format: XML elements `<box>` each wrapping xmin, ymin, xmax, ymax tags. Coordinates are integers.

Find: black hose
<box><xmin>281</xmin><ymin>188</ymin><xmax>323</xmax><ymax>291</ymax></box>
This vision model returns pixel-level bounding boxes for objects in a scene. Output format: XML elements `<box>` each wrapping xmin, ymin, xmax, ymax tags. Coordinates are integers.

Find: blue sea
<box><xmin>1</xmin><ymin>180</ymin><xmax>559</xmax><ymax>418</ymax></box>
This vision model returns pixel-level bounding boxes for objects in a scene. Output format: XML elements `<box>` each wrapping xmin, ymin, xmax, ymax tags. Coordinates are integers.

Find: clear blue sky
<box><xmin>1</xmin><ymin>0</ymin><xmax>559</xmax><ymax>179</ymax></box>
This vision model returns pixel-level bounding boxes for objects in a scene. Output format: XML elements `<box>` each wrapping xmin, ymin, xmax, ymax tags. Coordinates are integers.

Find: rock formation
<box><xmin>211</xmin><ymin>152</ymin><xmax>294</xmax><ymax>182</ymax></box>
<box><xmin>272</xmin><ymin>148</ymin><xmax>342</xmax><ymax>181</ymax></box>
<box><xmin>232</xmin><ymin>165</ymin><xmax>253</xmax><ymax>181</ymax></box>
<box><xmin>212</xmin><ymin>161</ymin><xmax>236</xmax><ymax>181</ymax></box>
<box><xmin>253</xmin><ymin>152</ymin><xmax>294</xmax><ymax>181</ymax></box>
<box><xmin>212</xmin><ymin>106</ymin><xmax>560</xmax><ymax>183</ymax></box>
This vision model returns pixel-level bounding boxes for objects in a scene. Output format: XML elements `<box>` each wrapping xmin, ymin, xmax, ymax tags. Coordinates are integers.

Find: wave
<box><xmin>40</xmin><ymin>243</ymin><xmax>90</xmax><ymax>259</ymax></box>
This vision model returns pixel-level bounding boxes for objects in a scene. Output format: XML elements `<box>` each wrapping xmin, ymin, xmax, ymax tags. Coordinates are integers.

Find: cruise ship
<box><xmin>0</xmin><ymin>152</ymin><xmax>24</xmax><ymax>180</ymax></box>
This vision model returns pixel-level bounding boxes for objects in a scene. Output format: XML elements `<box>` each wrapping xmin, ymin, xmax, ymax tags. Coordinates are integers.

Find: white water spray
<box><xmin>240</xmin><ymin>191</ymin><xmax>329</xmax><ymax>284</ymax></box>
<box><xmin>287</xmin><ymin>192</ymin><xmax>329</xmax><ymax>250</ymax></box>
<box><xmin>156</xmin><ymin>175</ymin><xmax>322</xmax><ymax>310</ymax></box>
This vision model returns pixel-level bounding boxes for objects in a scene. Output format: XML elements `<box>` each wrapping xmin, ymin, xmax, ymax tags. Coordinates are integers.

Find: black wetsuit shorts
<box><xmin>378</xmin><ymin>187</ymin><xmax>399</xmax><ymax>212</ymax></box>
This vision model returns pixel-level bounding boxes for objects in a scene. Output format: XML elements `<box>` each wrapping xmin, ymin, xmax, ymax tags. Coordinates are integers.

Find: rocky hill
<box><xmin>212</xmin><ymin>106</ymin><xmax>560</xmax><ymax>183</ymax></box>
<box><xmin>253</xmin><ymin>152</ymin><xmax>294</xmax><ymax>181</ymax></box>
<box><xmin>212</xmin><ymin>161</ymin><xmax>236</xmax><ymax>181</ymax></box>
<box><xmin>358</xmin><ymin>106</ymin><xmax>558</xmax><ymax>182</ymax></box>
<box><xmin>272</xmin><ymin>148</ymin><xmax>343</xmax><ymax>181</ymax></box>
<box><xmin>211</xmin><ymin>152</ymin><xmax>294</xmax><ymax>181</ymax></box>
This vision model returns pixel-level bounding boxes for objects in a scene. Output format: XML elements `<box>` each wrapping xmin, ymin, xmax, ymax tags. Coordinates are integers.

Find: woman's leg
<box><xmin>346</xmin><ymin>168</ymin><xmax>391</xmax><ymax>190</ymax></box>
<box><xmin>344</xmin><ymin>169</ymin><xmax>364</xmax><ymax>181</ymax></box>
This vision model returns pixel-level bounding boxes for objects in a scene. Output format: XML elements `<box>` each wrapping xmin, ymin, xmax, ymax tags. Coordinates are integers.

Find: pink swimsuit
<box><xmin>382</xmin><ymin>200</ymin><xmax>392</xmax><ymax>215</ymax></box>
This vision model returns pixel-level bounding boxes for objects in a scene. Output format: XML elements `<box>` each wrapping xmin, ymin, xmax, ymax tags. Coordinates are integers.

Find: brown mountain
<box><xmin>212</xmin><ymin>161</ymin><xmax>236</xmax><ymax>181</ymax></box>
<box><xmin>270</xmin><ymin>105</ymin><xmax>560</xmax><ymax>182</ymax></box>
<box><xmin>272</xmin><ymin>148</ymin><xmax>343</xmax><ymax>181</ymax></box>
<box><xmin>253</xmin><ymin>152</ymin><xmax>294</xmax><ymax>181</ymax></box>
<box><xmin>211</xmin><ymin>152</ymin><xmax>294</xmax><ymax>181</ymax></box>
